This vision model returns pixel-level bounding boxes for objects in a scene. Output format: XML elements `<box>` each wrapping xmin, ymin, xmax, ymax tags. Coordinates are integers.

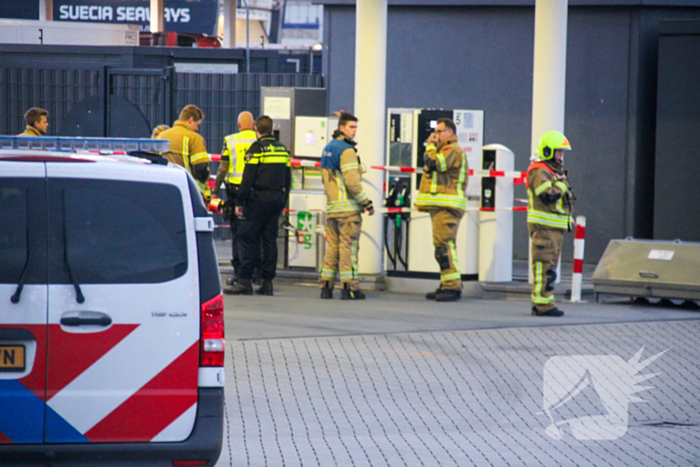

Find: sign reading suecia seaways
<box><xmin>54</xmin><ymin>0</ymin><xmax>218</xmax><ymax>35</ymax></box>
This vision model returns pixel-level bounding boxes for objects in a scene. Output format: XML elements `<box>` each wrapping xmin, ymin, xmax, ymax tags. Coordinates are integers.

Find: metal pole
<box><xmin>245</xmin><ymin>0</ymin><xmax>250</xmax><ymax>73</ymax></box>
<box><xmin>150</xmin><ymin>0</ymin><xmax>165</xmax><ymax>34</ymax></box>
<box><xmin>354</xmin><ymin>0</ymin><xmax>387</xmax><ymax>276</ymax></box>
<box><xmin>222</xmin><ymin>0</ymin><xmax>236</xmax><ymax>48</ymax></box>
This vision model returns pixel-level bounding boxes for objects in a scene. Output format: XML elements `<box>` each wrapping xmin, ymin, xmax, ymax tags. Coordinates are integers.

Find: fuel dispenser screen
<box><xmin>388</xmin><ymin>114</ymin><xmax>412</xmax><ymax>167</ymax></box>
<box><xmin>481</xmin><ymin>149</ymin><xmax>497</xmax><ymax>209</ymax></box>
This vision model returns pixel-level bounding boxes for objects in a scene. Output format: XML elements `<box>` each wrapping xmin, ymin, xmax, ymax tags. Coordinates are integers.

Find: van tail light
<box><xmin>173</xmin><ymin>461</ymin><xmax>208</xmax><ymax>466</ymax></box>
<box><xmin>200</xmin><ymin>294</ymin><xmax>225</xmax><ymax>367</ymax></box>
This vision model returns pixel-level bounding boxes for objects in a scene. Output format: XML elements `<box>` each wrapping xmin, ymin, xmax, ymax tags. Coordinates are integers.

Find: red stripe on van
<box><xmin>0</xmin><ymin>429</ymin><xmax>12</xmax><ymax>444</ymax></box>
<box><xmin>84</xmin><ymin>342</ymin><xmax>199</xmax><ymax>442</ymax></box>
<box><xmin>46</xmin><ymin>324</ymin><xmax>138</xmax><ymax>401</ymax></box>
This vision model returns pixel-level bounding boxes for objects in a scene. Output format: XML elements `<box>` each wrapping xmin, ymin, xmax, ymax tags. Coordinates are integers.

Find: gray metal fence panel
<box><xmin>0</xmin><ymin>67</ymin><xmax>102</xmax><ymax>136</ymax></box>
<box><xmin>108</xmin><ymin>68</ymin><xmax>172</xmax><ymax>135</ymax></box>
<box><xmin>1</xmin><ymin>66</ymin><xmax>323</xmax><ymax>149</ymax></box>
<box><xmin>174</xmin><ymin>72</ymin><xmax>323</xmax><ymax>153</ymax></box>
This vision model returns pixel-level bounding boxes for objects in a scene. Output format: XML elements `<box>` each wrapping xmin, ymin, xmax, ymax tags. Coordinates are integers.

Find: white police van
<box><xmin>0</xmin><ymin>149</ymin><xmax>224</xmax><ymax>466</ymax></box>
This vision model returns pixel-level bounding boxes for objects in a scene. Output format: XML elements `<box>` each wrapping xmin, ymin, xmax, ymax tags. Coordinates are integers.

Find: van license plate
<box><xmin>0</xmin><ymin>345</ymin><xmax>25</xmax><ymax>372</ymax></box>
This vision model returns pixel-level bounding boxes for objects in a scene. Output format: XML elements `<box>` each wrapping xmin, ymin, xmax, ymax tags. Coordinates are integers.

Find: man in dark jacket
<box><xmin>226</xmin><ymin>115</ymin><xmax>291</xmax><ymax>296</ymax></box>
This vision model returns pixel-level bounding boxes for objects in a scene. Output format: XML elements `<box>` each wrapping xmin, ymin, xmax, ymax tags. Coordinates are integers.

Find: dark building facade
<box><xmin>318</xmin><ymin>0</ymin><xmax>700</xmax><ymax>263</ymax></box>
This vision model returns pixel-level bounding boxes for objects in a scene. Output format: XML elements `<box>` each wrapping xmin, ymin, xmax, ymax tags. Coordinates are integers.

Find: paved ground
<box><xmin>214</xmin><ymin>282</ymin><xmax>700</xmax><ymax>467</ymax></box>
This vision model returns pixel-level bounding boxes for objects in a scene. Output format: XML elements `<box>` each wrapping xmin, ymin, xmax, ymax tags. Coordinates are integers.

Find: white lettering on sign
<box><xmin>59</xmin><ymin>5</ymin><xmax>113</xmax><ymax>21</ymax></box>
<box><xmin>165</xmin><ymin>8</ymin><xmax>191</xmax><ymax>23</ymax></box>
<box><xmin>60</xmin><ymin>4</ymin><xmax>191</xmax><ymax>24</ymax></box>
<box><xmin>648</xmin><ymin>249</ymin><xmax>675</xmax><ymax>261</ymax></box>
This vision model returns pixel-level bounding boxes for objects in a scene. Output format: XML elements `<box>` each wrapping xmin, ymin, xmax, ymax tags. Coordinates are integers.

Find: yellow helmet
<box><xmin>538</xmin><ymin>131</ymin><xmax>571</xmax><ymax>160</ymax></box>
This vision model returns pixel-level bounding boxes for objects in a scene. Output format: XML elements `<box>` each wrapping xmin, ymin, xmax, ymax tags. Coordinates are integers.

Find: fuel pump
<box><xmin>383</xmin><ymin>175</ymin><xmax>410</xmax><ymax>271</ymax></box>
<box><xmin>383</xmin><ymin>108</ymin><xmax>484</xmax><ymax>280</ymax></box>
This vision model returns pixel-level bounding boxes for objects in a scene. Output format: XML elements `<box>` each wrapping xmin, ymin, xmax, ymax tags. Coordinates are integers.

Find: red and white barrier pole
<box><xmin>570</xmin><ymin>215</ymin><xmax>586</xmax><ymax>302</ymax></box>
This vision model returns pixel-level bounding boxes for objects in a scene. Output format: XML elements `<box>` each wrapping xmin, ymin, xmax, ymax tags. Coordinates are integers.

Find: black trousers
<box><xmin>237</xmin><ymin>190</ymin><xmax>286</xmax><ymax>281</ymax></box>
<box><xmin>225</xmin><ymin>184</ymin><xmax>241</xmax><ymax>271</ymax></box>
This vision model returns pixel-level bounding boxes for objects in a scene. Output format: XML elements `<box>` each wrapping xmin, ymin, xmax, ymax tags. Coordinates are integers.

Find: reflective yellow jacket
<box><xmin>526</xmin><ymin>161</ymin><xmax>574</xmax><ymax>232</ymax></box>
<box><xmin>157</xmin><ymin>121</ymin><xmax>210</xmax><ymax>198</ymax></box>
<box><xmin>321</xmin><ymin>135</ymin><xmax>370</xmax><ymax>219</ymax></box>
<box><xmin>223</xmin><ymin>129</ymin><xmax>256</xmax><ymax>185</ymax></box>
<box><xmin>415</xmin><ymin>136</ymin><xmax>468</xmax><ymax>214</ymax></box>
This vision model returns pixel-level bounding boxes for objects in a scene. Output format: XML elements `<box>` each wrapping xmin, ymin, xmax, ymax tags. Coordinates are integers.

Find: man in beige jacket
<box><xmin>415</xmin><ymin>118</ymin><xmax>469</xmax><ymax>302</ymax></box>
<box><xmin>17</xmin><ymin>108</ymin><xmax>49</xmax><ymax>137</ymax></box>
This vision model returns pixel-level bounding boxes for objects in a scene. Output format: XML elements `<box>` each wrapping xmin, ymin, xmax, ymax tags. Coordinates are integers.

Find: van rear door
<box><xmin>0</xmin><ymin>163</ymin><xmax>48</xmax><ymax>444</ymax></box>
<box><xmin>44</xmin><ymin>164</ymin><xmax>201</xmax><ymax>443</ymax></box>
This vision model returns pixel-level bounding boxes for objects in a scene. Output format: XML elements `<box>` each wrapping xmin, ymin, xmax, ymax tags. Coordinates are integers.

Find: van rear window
<box><xmin>48</xmin><ymin>179</ymin><xmax>188</xmax><ymax>284</ymax></box>
<box><xmin>0</xmin><ymin>178</ymin><xmax>47</xmax><ymax>285</ymax></box>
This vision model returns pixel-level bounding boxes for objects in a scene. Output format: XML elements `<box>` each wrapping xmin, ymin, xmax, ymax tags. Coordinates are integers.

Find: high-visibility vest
<box><xmin>224</xmin><ymin>129</ymin><xmax>257</xmax><ymax>185</ymax></box>
<box><xmin>246</xmin><ymin>140</ymin><xmax>291</xmax><ymax>166</ymax></box>
<box><xmin>526</xmin><ymin>161</ymin><xmax>572</xmax><ymax>230</ymax></box>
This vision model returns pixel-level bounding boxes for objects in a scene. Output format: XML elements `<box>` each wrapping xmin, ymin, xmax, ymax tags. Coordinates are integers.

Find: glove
<box><xmin>192</xmin><ymin>163</ymin><xmax>210</xmax><ymax>184</ymax></box>
<box><xmin>365</xmin><ymin>200</ymin><xmax>375</xmax><ymax>216</ymax></box>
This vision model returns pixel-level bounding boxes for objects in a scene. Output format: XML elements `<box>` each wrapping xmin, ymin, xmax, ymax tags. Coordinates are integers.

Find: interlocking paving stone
<box><xmin>218</xmin><ymin>321</ymin><xmax>700</xmax><ymax>466</ymax></box>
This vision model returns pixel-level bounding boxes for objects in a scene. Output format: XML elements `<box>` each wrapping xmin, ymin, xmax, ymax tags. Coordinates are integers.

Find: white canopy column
<box><xmin>354</xmin><ymin>0</ymin><xmax>388</xmax><ymax>276</ymax></box>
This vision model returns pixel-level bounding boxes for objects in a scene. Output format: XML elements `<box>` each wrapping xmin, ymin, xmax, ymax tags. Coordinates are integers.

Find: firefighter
<box><xmin>151</xmin><ymin>124</ymin><xmax>170</xmax><ymax>139</ymax></box>
<box><xmin>212</xmin><ymin>111</ymin><xmax>257</xmax><ymax>284</ymax></box>
<box><xmin>157</xmin><ymin>105</ymin><xmax>211</xmax><ymax>200</ymax></box>
<box><xmin>318</xmin><ymin>112</ymin><xmax>375</xmax><ymax>300</ymax></box>
<box><xmin>526</xmin><ymin>130</ymin><xmax>575</xmax><ymax>317</ymax></box>
<box><xmin>416</xmin><ymin>118</ymin><xmax>468</xmax><ymax>302</ymax></box>
<box><xmin>17</xmin><ymin>108</ymin><xmax>49</xmax><ymax>137</ymax></box>
<box><xmin>226</xmin><ymin>115</ymin><xmax>290</xmax><ymax>296</ymax></box>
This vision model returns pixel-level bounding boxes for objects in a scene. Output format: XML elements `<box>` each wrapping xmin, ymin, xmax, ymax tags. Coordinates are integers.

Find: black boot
<box><xmin>255</xmin><ymin>280</ymin><xmax>274</xmax><ymax>296</ymax></box>
<box><xmin>320</xmin><ymin>282</ymin><xmax>333</xmax><ymax>299</ymax></box>
<box><xmin>340</xmin><ymin>284</ymin><xmax>366</xmax><ymax>300</ymax></box>
<box><xmin>225</xmin><ymin>279</ymin><xmax>253</xmax><ymax>295</ymax></box>
<box><xmin>532</xmin><ymin>306</ymin><xmax>564</xmax><ymax>317</ymax></box>
<box><xmin>435</xmin><ymin>289</ymin><xmax>461</xmax><ymax>302</ymax></box>
<box><xmin>425</xmin><ymin>288</ymin><xmax>440</xmax><ymax>300</ymax></box>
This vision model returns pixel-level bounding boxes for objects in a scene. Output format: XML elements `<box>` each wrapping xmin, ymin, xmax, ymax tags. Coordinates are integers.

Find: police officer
<box><xmin>212</xmin><ymin>111</ymin><xmax>257</xmax><ymax>283</ymax></box>
<box><xmin>318</xmin><ymin>113</ymin><xmax>374</xmax><ymax>300</ymax></box>
<box><xmin>526</xmin><ymin>131</ymin><xmax>575</xmax><ymax>317</ymax></box>
<box><xmin>415</xmin><ymin>118</ymin><xmax>468</xmax><ymax>302</ymax></box>
<box><xmin>17</xmin><ymin>108</ymin><xmax>49</xmax><ymax>137</ymax></box>
<box><xmin>157</xmin><ymin>105</ymin><xmax>211</xmax><ymax>200</ymax></box>
<box><xmin>226</xmin><ymin>115</ymin><xmax>290</xmax><ymax>296</ymax></box>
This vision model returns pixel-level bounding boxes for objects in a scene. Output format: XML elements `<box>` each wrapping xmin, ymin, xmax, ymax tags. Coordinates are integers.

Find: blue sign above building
<box><xmin>53</xmin><ymin>0</ymin><xmax>217</xmax><ymax>35</ymax></box>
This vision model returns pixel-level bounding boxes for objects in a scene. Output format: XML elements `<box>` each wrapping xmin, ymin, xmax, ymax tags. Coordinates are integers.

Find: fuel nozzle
<box><xmin>384</xmin><ymin>182</ymin><xmax>398</xmax><ymax>207</ymax></box>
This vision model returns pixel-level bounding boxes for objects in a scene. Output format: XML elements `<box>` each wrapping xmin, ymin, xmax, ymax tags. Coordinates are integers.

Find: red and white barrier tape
<box><xmin>210</xmin><ymin>155</ymin><xmax>527</xmax><ymax>183</ymax></box>
<box><xmin>370</xmin><ymin>164</ymin><xmax>527</xmax><ymax>184</ymax></box>
<box><xmin>383</xmin><ymin>206</ymin><xmax>527</xmax><ymax>213</ymax></box>
<box><xmin>570</xmin><ymin>215</ymin><xmax>586</xmax><ymax>302</ymax></box>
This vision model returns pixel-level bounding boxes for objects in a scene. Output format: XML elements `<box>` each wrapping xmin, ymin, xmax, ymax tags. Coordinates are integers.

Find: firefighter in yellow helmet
<box><xmin>526</xmin><ymin>131</ymin><xmax>575</xmax><ymax>317</ymax></box>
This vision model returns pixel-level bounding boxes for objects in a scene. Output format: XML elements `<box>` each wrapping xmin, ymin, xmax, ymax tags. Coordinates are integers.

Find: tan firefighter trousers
<box><xmin>530</xmin><ymin>228</ymin><xmax>564</xmax><ymax>313</ymax></box>
<box><xmin>430</xmin><ymin>209</ymin><xmax>464</xmax><ymax>291</ymax></box>
<box><xmin>319</xmin><ymin>213</ymin><xmax>362</xmax><ymax>291</ymax></box>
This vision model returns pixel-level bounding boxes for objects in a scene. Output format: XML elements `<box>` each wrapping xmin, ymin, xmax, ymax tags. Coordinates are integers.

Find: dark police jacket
<box><xmin>235</xmin><ymin>135</ymin><xmax>291</xmax><ymax>208</ymax></box>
